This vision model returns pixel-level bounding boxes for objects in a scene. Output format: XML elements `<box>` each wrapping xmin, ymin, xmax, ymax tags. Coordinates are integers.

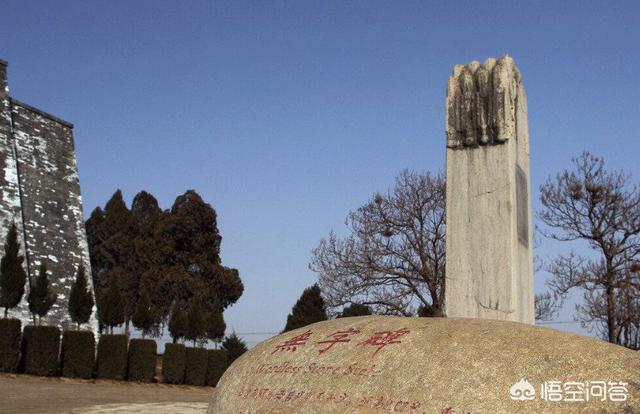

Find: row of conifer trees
<box><xmin>0</xmin><ymin>223</ymin><xmax>93</xmax><ymax>328</ymax></box>
<box><xmin>1</xmin><ymin>189</ymin><xmax>247</xmax><ymax>351</ymax></box>
<box><xmin>0</xmin><ymin>211</ymin><xmax>245</xmax><ymax>354</ymax></box>
<box><xmin>86</xmin><ymin>189</ymin><xmax>243</xmax><ymax>347</ymax></box>
<box><xmin>0</xmin><ymin>219</ymin><xmax>248</xmax><ymax>384</ymax></box>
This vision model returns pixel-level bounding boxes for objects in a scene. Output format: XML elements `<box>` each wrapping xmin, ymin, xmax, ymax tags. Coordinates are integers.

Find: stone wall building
<box><xmin>0</xmin><ymin>58</ymin><xmax>96</xmax><ymax>330</ymax></box>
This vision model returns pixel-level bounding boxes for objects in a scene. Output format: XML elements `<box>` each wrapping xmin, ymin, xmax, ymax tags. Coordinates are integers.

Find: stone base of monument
<box><xmin>208</xmin><ymin>316</ymin><xmax>638</xmax><ymax>414</ymax></box>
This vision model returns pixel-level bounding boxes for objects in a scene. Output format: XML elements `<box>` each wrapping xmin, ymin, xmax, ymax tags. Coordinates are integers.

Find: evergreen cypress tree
<box><xmin>130</xmin><ymin>191</ymin><xmax>167</xmax><ymax>322</ymax></box>
<box><xmin>132</xmin><ymin>293</ymin><xmax>155</xmax><ymax>338</ymax></box>
<box><xmin>27</xmin><ymin>262</ymin><xmax>56</xmax><ymax>325</ymax></box>
<box><xmin>283</xmin><ymin>284</ymin><xmax>327</xmax><ymax>332</ymax></box>
<box><xmin>85</xmin><ymin>207</ymin><xmax>105</xmax><ymax>289</ymax></box>
<box><xmin>185</xmin><ymin>301</ymin><xmax>205</xmax><ymax>347</ymax></box>
<box><xmin>86</xmin><ymin>189</ymin><xmax>245</xmax><ymax>335</ymax></box>
<box><xmin>131</xmin><ymin>191</ymin><xmax>162</xmax><ymax>229</ymax></box>
<box><xmin>0</xmin><ymin>223</ymin><xmax>27</xmax><ymax>318</ymax></box>
<box><xmin>204</xmin><ymin>309</ymin><xmax>226</xmax><ymax>347</ymax></box>
<box><xmin>68</xmin><ymin>265</ymin><xmax>94</xmax><ymax>329</ymax></box>
<box><xmin>160</xmin><ymin>191</ymin><xmax>244</xmax><ymax>310</ymax></box>
<box><xmin>417</xmin><ymin>303</ymin><xmax>438</xmax><ymax>317</ymax></box>
<box><xmin>100</xmin><ymin>190</ymin><xmax>139</xmax><ymax>333</ymax></box>
<box><xmin>98</xmin><ymin>271</ymin><xmax>125</xmax><ymax>333</ymax></box>
<box><xmin>168</xmin><ymin>302</ymin><xmax>187</xmax><ymax>343</ymax></box>
<box><xmin>338</xmin><ymin>303</ymin><xmax>372</xmax><ymax>318</ymax></box>
<box><xmin>222</xmin><ymin>333</ymin><xmax>248</xmax><ymax>365</ymax></box>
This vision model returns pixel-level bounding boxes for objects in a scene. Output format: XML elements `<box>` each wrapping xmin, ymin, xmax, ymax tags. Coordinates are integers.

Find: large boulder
<box><xmin>208</xmin><ymin>316</ymin><xmax>639</xmax><ymax>413</ymax></box>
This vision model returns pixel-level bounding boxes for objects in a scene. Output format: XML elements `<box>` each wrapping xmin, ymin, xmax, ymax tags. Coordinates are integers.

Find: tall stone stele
<box><xmin>445</xmin><ymin>55</ymin><xmax>534</xmax><ymax>324</ymax></box>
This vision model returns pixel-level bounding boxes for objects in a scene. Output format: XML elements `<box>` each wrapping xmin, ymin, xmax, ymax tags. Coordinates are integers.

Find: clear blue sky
<box><xmin>1</xmin><ymin>1</ymin><xmax>639</xmax><ymax>345</ymax></box>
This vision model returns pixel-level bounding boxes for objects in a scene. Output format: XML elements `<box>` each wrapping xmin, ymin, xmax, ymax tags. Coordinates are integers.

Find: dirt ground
<box><xmin>0</xmin><ymin>373</ymin><xmax>212</xmax><ymax>413</ymax></box>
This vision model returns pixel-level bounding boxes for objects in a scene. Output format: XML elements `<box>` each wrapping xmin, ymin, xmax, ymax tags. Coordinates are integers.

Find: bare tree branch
<box><xmin>310</xmin><ymin>170</ymin><xmax>446</xmax><ymax>317</ymax></box>
<box><xmin>538</xmin><ymin>152</ymin><xmax>640</xmax><ymax>348</ymax></box>
<box><xmin>534</xmin><ymin>292</ymin><xmax>561</xmax><ymax>321</ymax></box>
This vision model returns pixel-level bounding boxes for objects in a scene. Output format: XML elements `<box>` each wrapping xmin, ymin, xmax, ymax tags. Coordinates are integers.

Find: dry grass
<box><xmin>0</xmin><ymin>373</ymin><xmax>212</xmax><ymax>414</ymax></box>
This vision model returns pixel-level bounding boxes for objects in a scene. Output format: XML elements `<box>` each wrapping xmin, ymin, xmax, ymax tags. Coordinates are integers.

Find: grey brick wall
<box><xmin>0</xmin><ymin>60</ymin><xmax>97</xmax><ymax>331</ymax></box>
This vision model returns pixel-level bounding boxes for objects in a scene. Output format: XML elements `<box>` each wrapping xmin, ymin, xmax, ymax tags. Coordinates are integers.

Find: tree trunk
<box><xmin>606</xmin><ymin>278</ymin><xmax>616</xmax><ymax>344</ymax></box>
<box><xmin>3</xmin><ymin>308</ymin><xmax>7</xmax><ymax>318</ymax></box>
<box><xmin>433</xmin><ymin>303</ymin><xmax>444</xmax><ymax>317</ymax></box>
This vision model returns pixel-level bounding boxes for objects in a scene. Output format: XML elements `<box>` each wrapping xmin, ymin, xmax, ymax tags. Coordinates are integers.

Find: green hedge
<box><xmin>206</xmin><ymin>349</ymin><xmax>228</xmax><ymax>387</ymax></box>
<box><xmin>22</xmin><ymin>325</ymin><xmax>60</xmax><ymax>376</ymax></box>
<box><xmin>127</xmin><ymin>338</ymin><xmax>156</xmax><ymax>382</ymax></box>
<box><xmin>184</xmin><ymin>347</ymin><xmax>207</xmax><ymax>386</ymax></box>
<box><xmin>61</xmin><ymin>331</ymin><xmax>95</xmax><ymax>379</ymax></box>
<box><xmin>162</xmin><ymin>343</ymin><xmax>186</xmax><ymax>384</ymax></box>
<box><xmin>0</xmin><ymin>318</ymin><xmax>21</xmax><ymax>373</ymax></box>
<box><xmin>96</xmin><ymin>334</ymin><xmax>128</xmax><ymax>380</ymax></box>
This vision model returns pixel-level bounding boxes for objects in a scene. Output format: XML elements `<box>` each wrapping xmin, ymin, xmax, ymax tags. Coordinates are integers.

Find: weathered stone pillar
<box><xmin>444</xmin><ymin>56</ymin><xmax>534</xmax><ymax>324</ymax></box>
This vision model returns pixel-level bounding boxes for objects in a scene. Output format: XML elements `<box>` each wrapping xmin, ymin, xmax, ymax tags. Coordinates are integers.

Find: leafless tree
<box><xmin>310</xmin><ymin>170</ymin><xmax>445</xmax><ymax>317</ymax></box>
<box><xmin>533</xmin><ymin>229</ymin><xmax>561</xmax><ymax>322</ymax></box>
<box><xmin>534</xmin><ymin>292</ymin><xmax>561</xmax><ymax>321</ymax></box>
<box><xmin>538</xmin><ymin>152</ymin><xmax>640</xmax><ymax>347</ymax></box>
<box><xmin>615</xmin><ymin>275</ymin><xmax>640</xmax><ymax>349</ymax></box>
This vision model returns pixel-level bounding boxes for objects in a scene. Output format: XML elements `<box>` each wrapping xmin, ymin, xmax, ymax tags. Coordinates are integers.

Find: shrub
<box><xmin>96</xmin><ymin>334</ymin><xmax>127</xmax><ymax>380</ymax></box>
<box><xmin>68</xmin><ymin>265</ymin><xmax>94</xmax><ymax>329</ymax></box>
<box><xmin>27</xmin><ymin>262</ymin><xmax>56</xmax><ymax>324</ymax></box>
<box><xmin>97</xmin><ymin>273</ymin><xmax>124</xmax><ymax>333</ymax></box>
<box><xmin>21</xmin><ymin>325</ymin><xmax>60</xmax><ymax>376</ymax></box>
<box><xmin>0</xmin><ymin>318</ymin><xmax>21</xmax><ymax>372</ymax></box>
<box><xmin>185</xmin><ymin>302</ymin><xmax>204</xmax><ymax>347</ymax></box>
<box><xmin>0</xmin><ymin>223</ymin><xmax>27</xmax><ymax>317</ymax></box>
<box><xmin>184</xmin><ymin>347</ymin><xmax>207</xmax><ymax>386</ymax></box>
<box><xmin>204</xmin><ymin>309</ymin><xmax>225</xmax><ymax>344</ymax></box>
<box><xmin>283</xmin><ymin>284</ymin><xmax>327</xmax><ymax>332</ymax></box>
<box><xmin>338</xmin><ymin>303</ymin><xmax>372</xmax><ymax>318</ymax></box>
<box><xmin>61</xmin><ymin>330</ymin><xmax>95</xmax><ymax>379</ymax></box>
<box><xmin>205</xmin><ymin>349</ymin><xmax>227</xmax><ymax>387</ymax></box>
<box><xmin>168</xmin><ymin>303</ymin><xmax>187</xmax><ymax>343</ymax></box>
<box><xmin>222</xmin><ymin>333</ymin><xmax>247</xmax><ymax>366</ymax></box>
<box><xmin>127</xmin><ymin>338</ymin><xmax>156</xmax><ymax>382</ymax></box>
<box><xmin>131</xmin><ymin>295</ymin><xmax>156</xmax><ymax>338</ymax></box>
<box><xmin>162</xmin><ymin>343</ymin><xmax>185</xmax><ymax>384</ymax></box>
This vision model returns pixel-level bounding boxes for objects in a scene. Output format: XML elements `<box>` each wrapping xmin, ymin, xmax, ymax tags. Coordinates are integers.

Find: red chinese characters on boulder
<box><xmin>271</xmin><ymin>326</ymin><xmax>411</xmax><ymax>357</ymax></box>
<box><xmin>440</xmin><ymin>406</ymin><xmax>472</xmax><ymax>414</ymax></box>
<box><xmin>316</xmin><ymin>328</ymin><xmax>361</xmax><ymax>354</ymax></box>
<box><xmin>358</xmin><ymin>327</ymin><xmax>410</xmax><ymax>357</ymax></box>
<box><xmin>272</xmin><ymin>330</ymin><xmax>313</xmax><ymax>354</ymax></box>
